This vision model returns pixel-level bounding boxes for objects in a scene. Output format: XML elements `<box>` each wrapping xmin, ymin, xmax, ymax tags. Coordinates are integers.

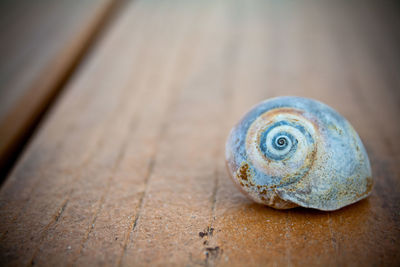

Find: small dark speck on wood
<box><xmin>199</xmin><ymin>226</ymin><xmax>214</xmax><ymax>238</ymax></box>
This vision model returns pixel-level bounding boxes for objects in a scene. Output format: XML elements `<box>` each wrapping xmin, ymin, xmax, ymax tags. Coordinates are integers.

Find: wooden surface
<box><xmin>0</xmin><ymin>0</ymin><xmax>400</xmax><ymax>266</ymax></box>
<box><xmin>0</xmin><ymin>0</ymin><xmax>120</xmax><ymax>172</ymax></box>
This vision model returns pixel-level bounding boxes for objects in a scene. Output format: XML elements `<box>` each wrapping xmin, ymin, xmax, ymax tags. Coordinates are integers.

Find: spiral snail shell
<box><xmin>225</xmin><ymin>96</ymin><xmax>372</xmax><ymax>211</ymax></box>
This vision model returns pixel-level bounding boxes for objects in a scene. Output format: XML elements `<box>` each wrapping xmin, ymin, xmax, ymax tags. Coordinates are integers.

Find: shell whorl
<box><xmin>246</xmin><ymin>108</ymin><xmax>317</xmax><ymax>188</ymax></box>
<box><xmin>226</xmin><ymin>96</ymin><xmax>373</xmax><ymax>211</ymax></box>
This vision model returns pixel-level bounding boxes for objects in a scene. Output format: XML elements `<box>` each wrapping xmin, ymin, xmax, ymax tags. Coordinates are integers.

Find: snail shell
<box><xmin>225</xmin><ymin>96</ymin><xmax>372</xmax><ymax>211</ymax></box>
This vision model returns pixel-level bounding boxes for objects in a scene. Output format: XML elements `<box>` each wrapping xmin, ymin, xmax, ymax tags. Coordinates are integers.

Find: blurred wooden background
<box><xmin>0</xmin><ymin>0</ymin><xmax>399</xmax><ymax>266</ymax></box>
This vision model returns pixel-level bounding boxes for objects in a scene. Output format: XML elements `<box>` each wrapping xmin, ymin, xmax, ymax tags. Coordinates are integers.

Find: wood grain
<box><xmin>0</xmin><ymin>0</ymin><xmax>121</xmax><ymax>173</ymax></box>
<box><xmin>0</xmin><ymin>0</ymin><xmax>399</xmax><ymax>266</ymax></box>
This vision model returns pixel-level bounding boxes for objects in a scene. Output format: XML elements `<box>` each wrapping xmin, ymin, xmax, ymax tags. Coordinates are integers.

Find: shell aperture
<box><xmin>225</xmin><ymin>96</ymin><xmax>372</xmax><ymax>210</ymax></box>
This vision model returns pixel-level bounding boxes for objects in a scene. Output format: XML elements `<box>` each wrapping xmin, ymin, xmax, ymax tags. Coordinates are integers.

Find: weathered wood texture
<box><xmin>1</xmin><ymin>0</ymin><xmax>400</xmax><ymax>266</ymax></box>
<box><xmin>0</xmin><ymin>0</ymin><xmax>120</xmax><ymax>172</ymax></box>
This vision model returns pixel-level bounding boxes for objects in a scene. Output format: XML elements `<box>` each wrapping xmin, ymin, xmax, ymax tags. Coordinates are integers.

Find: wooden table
<box><xmin>0</xmin><ymin>0</ymin><xmax>399</xmax><ymax>266</ymax></box>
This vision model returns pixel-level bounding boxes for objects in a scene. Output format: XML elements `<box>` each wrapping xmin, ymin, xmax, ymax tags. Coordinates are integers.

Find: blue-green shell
<box><xmin>225</xmin><ymin>96</ymin><xmax>372</xmax><ymax>210</ymax></box>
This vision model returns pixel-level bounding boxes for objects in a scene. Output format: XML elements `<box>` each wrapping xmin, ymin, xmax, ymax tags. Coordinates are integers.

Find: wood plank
<box><xmin>0</xmin><ymin>0</ymin><xmax>399</xmax><ymax>266</ymax></box>
<box><xmin>0</xmin><ymin>0</ymin><xmax>121</xmax><ymax>174</ymax></box>
<box><xmin>211</xmin><ymin>2</ymin><xmax>400</xmax><ymax>266</ymax></box>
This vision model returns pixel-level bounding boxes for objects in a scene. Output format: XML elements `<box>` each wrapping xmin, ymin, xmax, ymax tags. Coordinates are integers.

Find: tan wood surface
<box><xmin>0</xmin><ymin>0</ymin><xmax>120</xmax><ymax>172</ymax></box>
<box><xmin>0</xmin><ymin>0</ymin><xmax>399</xmax><ymax>266</ymax></box>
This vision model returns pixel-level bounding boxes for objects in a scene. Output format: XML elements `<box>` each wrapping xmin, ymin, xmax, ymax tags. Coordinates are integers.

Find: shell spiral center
<box><xmin>245</xmin><ymin>108</ymin><xmax>318</xmax><ymax>187</ymax></box>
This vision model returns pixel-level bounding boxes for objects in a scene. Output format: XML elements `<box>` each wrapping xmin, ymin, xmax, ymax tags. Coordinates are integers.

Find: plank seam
<box><xmin>116</xmin><ymin>157</ymin><xmax>155</xmax><ymax>267</ymax></box>
<box><xmin>71</xmin><ymin>127</ymin><xmax>135</xmax><ymax>265</ymax></box>
<box><xmin>27</xmin><ymin>196</ymin><xmax>71</xmax><ymax>265</ymax></box>
<box><xmin>0</xmin><ymin>0</ymin><xmax>126</xmax><ymax>182</ymax></box>
<box><xmin>116</xmin><ymin>4</ymin><xmax>208</xmax><ymax>265</ymax></box>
